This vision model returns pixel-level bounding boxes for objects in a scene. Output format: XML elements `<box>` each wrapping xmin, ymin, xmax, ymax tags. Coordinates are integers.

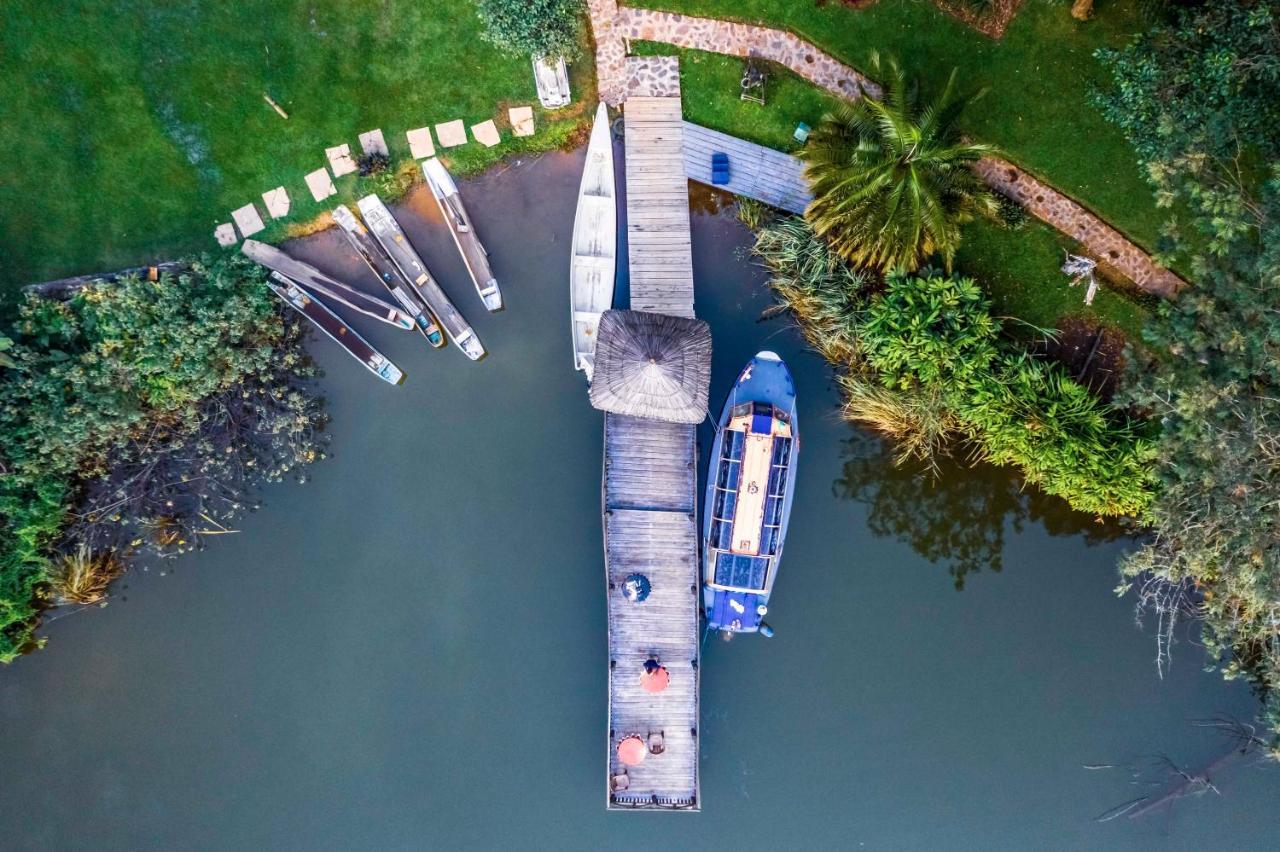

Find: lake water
<box><xmin>2</xmin><ymin>148</ymin><xmax>1277</xmax><ymax>850</ymax></box>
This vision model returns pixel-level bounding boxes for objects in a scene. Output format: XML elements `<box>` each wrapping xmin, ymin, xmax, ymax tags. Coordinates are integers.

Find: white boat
<box><xmin>533</xmin><ymin>55</ymin><xmax>571</xmax><ymax>109</ymax></box>
<box><xmin>421</xmin><ymin>158</ymin><xmax>503</xmax><ymax>312</ymax></box>
<box><xmin>241</xmin><ymin>239</ymin><xmax>413</xmax><ymax>330</ymax></box>
<box><xmin>266</xmin><ymin>272</ymin><xmax>405</xmax><ymax>386</ymax></box>
<box><xmin>355</xmin><ymin>194</ymin><xmax>486</xmax><ymax>361</ymax></box>
<box><xmin>569</xmin><ymin>103</ymin><xmax>617</xmax><ymax>381</ymax></box>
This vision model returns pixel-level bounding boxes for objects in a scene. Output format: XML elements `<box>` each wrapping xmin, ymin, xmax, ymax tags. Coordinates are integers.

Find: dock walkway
<box><xmin>603</xmin><ymin>56</ymin><xmax>700</xmax><ymax>811</ymax></box>
<box><xmin>682</xmin><ymin>122</ymin><xmax>812</xmax><ymax>215</ymax></box>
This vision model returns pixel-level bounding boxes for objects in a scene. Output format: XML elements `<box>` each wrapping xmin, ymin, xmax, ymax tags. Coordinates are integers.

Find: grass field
<box><xmin>0</xmin><ymin>1</ymin><xmax>592</xmax><ymax>295</ymax></box>
<box><xmin>635</xmin><ymin>43</ymin><xmax>1154</xmax><ymax>337</ymax></box>
<box><xmin>630</xmin><ymin>0</ymin><xmax>1167</xmax><ymax>252</ymax></box>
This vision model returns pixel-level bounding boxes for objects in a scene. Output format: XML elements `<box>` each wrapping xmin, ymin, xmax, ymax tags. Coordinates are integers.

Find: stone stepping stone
<box><xmin>358</xmin><ymin>129</ymin><xmax>388</xmax><ymax>157</ymax></box>
<box><xmin>406</xmin><ymin>126</ymin><xmax>435</xmax><ymax>159</ymax></box>
<box><xmin>472</xmin><ymin>119</ymin><xmax>500</xmax><ymax>147</ymax></box>
<box><xmin>262</xmin><ymin>186</ymin><xmax>291</xmax><ymax>219</ymax></box>
<box><xmin>305</xmin><ymin>167</ymin><xmax>336</xmax><ymax>202</ymax></box>
<box><xmin>435</xmin><ymin>119</ymin><xmax>467</xmax><ymax>148</ymax></box>
<box><xmin>214</xmin><ymin>223</ymin><xmax>237</xmax><ymax>247</ymax></box>
<box><xmin>231</xmin><ymin>203</ymin><xmax>265</xmax><ymax>238</ymax></box>
<box><xmin>325</xmin><ymin>143</ymin><xmax>357</xmax><ymax>177</ymax></box>
<box><xmin>509</xmin><ymin>106</ymin><xmax>535</xmax><ymax>138</ymax></box>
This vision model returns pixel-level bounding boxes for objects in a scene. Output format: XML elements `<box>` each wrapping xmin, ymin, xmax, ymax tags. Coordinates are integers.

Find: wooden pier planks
<box><xmin>624</xmin><ymin>96</ymin><xmax>695</xmax><ymax>319</ymax></box>
<box><xmin>682</xmin><ymin>122</ymin><xmax>813</xmax><ymax>215</ymax></box>
<box><xmin>604</xmin><ymin>414</ymin><xmax>699</xmax><ymax>810</ymax></box>
<box><xmin>603</xmin><ymin>63</ymin><xmax>700</xmax><ymax>811</ymax></box>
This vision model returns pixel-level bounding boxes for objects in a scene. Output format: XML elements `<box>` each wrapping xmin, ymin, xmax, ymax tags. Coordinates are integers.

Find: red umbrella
<box><xmin>640</xmin><ymin>665</ymin><xmax>670</xmax><ymax>693</ymax></box>
<box><xmin>617</xmin><ymin>735</ymin><xmax>647</xmax><ymax>766</ymax></box>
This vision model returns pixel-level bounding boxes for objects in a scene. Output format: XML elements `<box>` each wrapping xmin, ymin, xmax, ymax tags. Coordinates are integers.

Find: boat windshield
<box><xmin>712</xmin><ymin>552</ymin><xmax>769</xmax><ymax>592</ymax></box>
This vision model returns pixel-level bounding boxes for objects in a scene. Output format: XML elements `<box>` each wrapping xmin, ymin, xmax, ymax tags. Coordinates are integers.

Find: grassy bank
<box><xmin>636</xmin><ymin>43</ymin><xmax>1154</xmax><ymax>337</ymax></box>
<box><xmin>0</xmin><ymin>0</ymin><xmax>591</xmax><ymax>294</ymax></box>
<box><xmin>629</xmin><ymin>0</ymin><xmax>1167</xmax><ymax>250</ymax></box>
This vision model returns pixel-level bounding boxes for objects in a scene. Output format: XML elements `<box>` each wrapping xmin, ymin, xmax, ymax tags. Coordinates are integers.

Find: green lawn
<box><xmin>0</xmin><ymin>1</ymin><xmax>591</xmax><ymax>295</ymax></box>
<box><xmin>636</xmin><ymin>43</ymin><xmax>1153</xmax><ymax>336</ymax></box>
<box><xmin>630</xmin><ymin>0</ymin><xmax>1168</xmax><ymax>253</ymax></box>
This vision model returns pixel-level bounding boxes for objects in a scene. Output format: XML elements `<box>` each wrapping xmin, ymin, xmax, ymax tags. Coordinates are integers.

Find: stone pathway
<box><xmin>435</xmin><ymin>119</ymin><xmax>467</xmax><ymax>148</ymax></box>
<box><xmin>231</xmin><ymin>203</ymin><xmax>265</xmax><ymax>238</ymax></box>
<box><xmin>588</xmin><ymin>3</ymin><xmax>1184</xmax><ymax>296</ymax></box>
<box><xmin>358</xmin><ymin>129</ymin><xmax>388</xmax><ymax>157</ymax></box>
<box><xmin>973</xmin><ymin>158</ymin><xmax>1181</xmax><ymax>297</ymax></box>
<box><xmin>262</xmin><ymin>186</ymin><xmax>291</xmax><ymax>219</ymax></box>
<box><xmin>214</xmin><ymin>222</ymin><xmax>237</xmax><ymax>247</ymax></box>
<box><xmin>304</xmin><ymin>168</ymin><xmax>336</xmax><ymax>202</ymax></box>
<box><xmin>325</xmin><ymin>144</ymin><xmax>357</xmax><ymax>177</ymax></box>
<box><xmin>509</xmin><ymin>107</ymin><xmax>535</xmax><ymax>138</ymax></box>
<box><xmin>471</xmin><ymin>119</ymin><xmax>501</xmax><ymax>147</ymax></box>
<box><xmin>406</xmin><ymin>126</ymin><xmax>436</xmax><ymax>159</ymax></box>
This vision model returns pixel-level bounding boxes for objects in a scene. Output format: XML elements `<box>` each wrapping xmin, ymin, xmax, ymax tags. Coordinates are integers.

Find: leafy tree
<box><xmin>801</xmin><ymin>55</ymin><xmax>1000</xmax><ymax>273</ymax></box>
<box><xmin>473</xmin><ymin>0</ymin><xmax>584</xmax><ymax>59</ymax></box>
<box><xmin>1098</xmin><ymin>0</ymin><xmax>1280</xmax><ymax>750</ymax></box>
<box><xmin>0</xmin><ymin>256</ymin><xmax>325</xmax><ymax>661</ymax></box>
<box><xmin>1094</xmin><ymin>1</ymin><xmax>1279</xmax><ymax>170</ymax></box>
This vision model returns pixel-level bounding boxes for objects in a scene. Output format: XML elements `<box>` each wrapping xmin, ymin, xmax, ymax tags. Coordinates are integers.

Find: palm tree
<box><xmin>801</xmin><ymin>55</ymin><xmax>1001</xmax><ymax>273</ymax></box>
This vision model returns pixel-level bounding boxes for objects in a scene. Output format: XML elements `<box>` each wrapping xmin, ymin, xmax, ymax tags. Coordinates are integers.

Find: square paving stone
<box><xmin>471</xmin><ymin>119</ymin><xmax>500</xmax><ymax>147</ymax></box>
<box><xmin>406</xmin><ymin>126</ymin><xmax>435</xmax><ymax>159</ymax></box>
<box><xmin>435</xmin><ymin>119</ymin><xmax>467</xmax><ymax>148</ymax></box>
<box><xmin>262</xmin><ymin>186</ymin><xmax>291</xmax><ymax>219</ymax></box>
<box><xmin>509</xmin><ymin>106</ymin><xmax>535</xmax><ymax>137</ymax></box>
<box><xmin>231</xmin><ymin>203</ymin><xmax>265</xmax><ymax>238</ymax></box>
<box><xmin>325</xmin><ymin>143</ymin><xmax>357</xmax><ymax>177</ymax></box>
<box><xmin>305</xmin><ymin>168</ymin><xmax>337</xmax><ymax>202</ymax></box>
<box><xmin>358</xmin><ymin>128</ymin><xmax>388</xmax><ymax>157</ymax></box>
<box><xmin>214</xmin><ymin>223</ymin><xmax>237</xmax><ymax>247</ymax></box>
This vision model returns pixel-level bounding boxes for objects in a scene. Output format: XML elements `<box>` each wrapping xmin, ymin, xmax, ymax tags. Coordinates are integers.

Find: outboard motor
<box><xmin>760</xmin><ymin>622</ymin><xmax>775</xmax><ymax>638</ymax></box>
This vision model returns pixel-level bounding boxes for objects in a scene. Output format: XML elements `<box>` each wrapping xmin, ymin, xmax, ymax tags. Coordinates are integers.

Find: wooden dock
<box><xmin>625</xmin><ymin>85</ymin><xmax>695</xmax><ymax>318</ymax></box>
<box><xmin>682</xmin><ymin>121</ymin><xmax>812</xmax><ymax>215</ymax></box>
<box><xmin>603</xmin><ymin>57</ymin><xmax>700</xmax><ymax>811</ymax></box>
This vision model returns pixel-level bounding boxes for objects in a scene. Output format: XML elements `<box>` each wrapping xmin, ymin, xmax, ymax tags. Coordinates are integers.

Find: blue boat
<box><xmin>702</xmin><ymin>351</ymin><xmax>798</xmax><ymax>638</ymax></box>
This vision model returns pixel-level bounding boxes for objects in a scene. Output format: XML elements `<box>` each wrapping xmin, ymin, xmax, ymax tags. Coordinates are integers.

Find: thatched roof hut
<box><xmin>589</xmin><ymin>310</ymin><xmax>712</xmax><ymax>424</ymax></box>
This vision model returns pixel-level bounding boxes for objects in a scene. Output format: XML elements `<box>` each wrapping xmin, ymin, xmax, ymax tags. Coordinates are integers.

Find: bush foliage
<box><xmin>473</xmin><ymin>0</ymin><xmax>584</xmax><ymax>59</ymax></box>
<box><xmin>754</xmin><ymin>219</ymin><xmax>1156</xmax><ymax>518</ymax></box>
<box><xmin>1098</xmin><ymin>0</ymin><xmax>1280</xmax><ymax>750</ymax></box>
<box><xmin>0</xmin><ymin>256</ymin><xmax>325</xmax><ymax>660</ymax></box>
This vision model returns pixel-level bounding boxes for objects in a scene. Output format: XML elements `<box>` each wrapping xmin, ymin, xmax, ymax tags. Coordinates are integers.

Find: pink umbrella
<box><xmin>640</xmin><ymin>665</ymin><xmax>670</xmax><ymax>694</ymax></box>
<box><xmin>617</xmin><ymin>735</ymin><xmax>647</xmax><ymax>766</ymax></box>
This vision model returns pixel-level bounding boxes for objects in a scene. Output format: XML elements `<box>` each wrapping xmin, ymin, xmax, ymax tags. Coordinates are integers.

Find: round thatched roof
<box><xmin>588</xmin><ymin>310</ymin><xmax>712</xmax><ymax>424</ymax></box>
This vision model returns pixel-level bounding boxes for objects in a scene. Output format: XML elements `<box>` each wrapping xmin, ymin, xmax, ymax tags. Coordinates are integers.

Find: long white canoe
<box><xmin>422</xmin><ymin>157</ymin><xmax>503</xmax><ymax>313</ymax></box>
<box><xmin>332</xmin><ymin>205</ymin><xmax>446</xmax><ymax>348</ymax></box>
<box><xmin>267</xmin><ymin>272</ymin><xmax>404</xmax><ymax>385</ymax></box>
<box><xmin>355</xmin><ymin>194</ymin><xmax>486</xmax><ymax>361</ymax></box>
<box><xmin>569</xmin><ymin>103</ymin><xmax>617</xmax><ymax>382</ymax></box>
<box><xmin>242</xmin><ymin>239</ymin><xmax>413</xmax><ymax>330</ymax></box>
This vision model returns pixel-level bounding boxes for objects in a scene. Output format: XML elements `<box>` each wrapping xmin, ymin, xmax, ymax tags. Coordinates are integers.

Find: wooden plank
<box><xmin>604</xmin><ymin>81</ymin><xmax>700</xmax><ymax>810</ymax></box>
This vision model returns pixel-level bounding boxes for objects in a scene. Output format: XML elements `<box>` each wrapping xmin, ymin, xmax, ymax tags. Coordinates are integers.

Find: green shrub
<box><xmin>0</xmin><ymin>255</ymin><xmax>325</xmax><ymax>661</ymax></box>
<box><xmin>754</xmin><ymin>218</ymin><xmax>1156</xmax><ymax>518</ymax></box>
<box><xmin>473</xmin><ymin>0</ymin><xmax>584</xmax><ymax>59</ymax></box>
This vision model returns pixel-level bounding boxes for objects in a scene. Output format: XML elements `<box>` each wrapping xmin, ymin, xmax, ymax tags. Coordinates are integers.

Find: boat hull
<box><xmin>422</xmin><ymin>158</ymin><xmax>504</xmax><ymax>313</ymax></box>
<box><xmin>356</xmin><ymin>194</ymin><xmax>486</xmax><ymax>361</ymax></box>
<box><xmin>569</xmin><ymin>103</ymin><xmax>617</xmax><ymax>381</ymax></box>
<box><xmin>701</xmin><ymin>352</ymin><xmax>798</xmax><ymax>635</ymax></box>
<box><xmin>267</xmin><ymin>272</ymin><xmax>404</xmax><ymax>385</ymax></box>
<box><xmin>241</xmin><ymin>239</ymin><xmax>413</xmax><ymax>330</ymax></box>
<box><xmin>332</xmin><ymin>205</ymin><xmax>446</xmax><ymax>348</ymax></box>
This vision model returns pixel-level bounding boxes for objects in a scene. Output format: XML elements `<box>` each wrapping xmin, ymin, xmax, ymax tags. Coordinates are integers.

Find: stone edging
<box><xmin>587</xmin><ymin>2</ymin><xmax>1185</xmax><ymax>297</ymax></box>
